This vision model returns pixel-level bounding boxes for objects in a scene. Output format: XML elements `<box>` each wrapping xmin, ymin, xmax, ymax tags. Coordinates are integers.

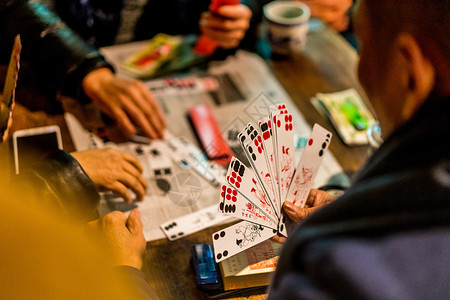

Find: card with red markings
<box><xmin>219</xmin><ymin>183</ymin><xmax>277</xmax><ymax>230</ymax></box>
<box><xmin>213</xmin><ymin>103</ymin><xmax>332</xmax><ymax>262</ymax></box>
<box><xmin>242</xmin><ymin>123</ymin><xmax>279</xmax><ymax>216</ymax></box>
<box><xmin>226</xmin><ymin>157</ymin><xmax>278</xmax><ymax>224</ymax></box>
<box><xmin>285</xmin><ymin>124</ymin><xmax>332</xmax><ymax>207</ymax></box>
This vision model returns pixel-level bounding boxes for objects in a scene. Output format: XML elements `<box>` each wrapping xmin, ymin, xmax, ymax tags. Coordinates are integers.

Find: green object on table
<box><xmin>340</xmin><ymin>98</ymin><xmax>369</xmax><ymax>131</ymax></box>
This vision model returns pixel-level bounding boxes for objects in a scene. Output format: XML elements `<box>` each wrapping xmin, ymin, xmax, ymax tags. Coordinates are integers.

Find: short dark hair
<box><xmin>364</xmin><ymin>0</ymin><xmax>450</xmax><ymax>63</ymax></box>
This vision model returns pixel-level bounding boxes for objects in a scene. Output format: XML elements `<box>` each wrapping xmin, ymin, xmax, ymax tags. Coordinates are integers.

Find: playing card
<box><xmin>243</xmin><ymin>123</ymin><xmax>279</xmax><ymax>216</ymax></box>
<box><xmin>161</xmin><ymin>205</ymin><xmax>230</xmax><ymax>241</ymax></box>
<box><xmin>226</xmin><ymin>157</ymin><xmax>278</xmax><ymax>224</ymax></box>
<box><xmin>258</xmin><ymin>117</ymin><xmax>279</xmax><ymax>198</ymax></box>
<box><xmin>219</xmin><ymin>184</ymin><xmax>277</xmax><ymax>230</ymax></box>
<box><xmin>277</xmin><ymin>212</ymin><xmax>288</xmax><ymax>238</ymax></box>
<box><xmin>212</xmin><ymin>220</ymin><xmax>277</xmax><ymax>262</ymax></box>
<box><xmin>272</xmin><ymin>108</ymin><xmax>295</xmax><ymax>203</ymax></box>
<box><xmin>285</xmin><ymin>123</ymin><xmax>332</xmax><ymax>207</ymax></box>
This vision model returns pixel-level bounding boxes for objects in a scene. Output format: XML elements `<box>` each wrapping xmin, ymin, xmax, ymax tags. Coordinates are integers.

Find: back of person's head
<box><xmin>364</xmin><ymin>0</ymin><xmax>450</xmax><ymax>68</ymax></box>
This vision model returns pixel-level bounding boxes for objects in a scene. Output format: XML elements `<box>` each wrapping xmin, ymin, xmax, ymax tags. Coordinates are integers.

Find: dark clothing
<box><xmin>0</xmin><ymin>0</ymin><xmax>112</xmax><ymax>104</ymax></box>
<box><xmin>52</xmin><ymin>0</ymin><xmax>266</xmax><ymax>49</ymax></box>
<box><xmin>17</xmin><ymin>150</ymin><xmax>100</xmax><ymax>223</ymax></box>
<box><xmin>269</xmin><ymin>96</ymin><xmax>450</xmax><ymax>299</ymax></box>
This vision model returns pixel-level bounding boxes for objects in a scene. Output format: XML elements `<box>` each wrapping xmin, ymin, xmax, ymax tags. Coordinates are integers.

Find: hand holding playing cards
<box><xmin>87</xmin><ymin>209</ymin><xmax>146</xmax><ymax>269</ymax></box>
<box><xmin>283</xmin><ymin>189</ymin><xmax>336</xmax><ymax>223</ymax></box>
<box><xmin>71</xmin><ymin>148</ymin><xmax>148</xmax><ymax>203</ymax></box>
<box><xmin>199</xmin><ymin>4</ymin><xmax>252</xmax><ymax>49</ymax></box>
<box><xmin>81</xmin><ymin>68</ymin><xmax>166</xmax><ymax>139</ymax></box>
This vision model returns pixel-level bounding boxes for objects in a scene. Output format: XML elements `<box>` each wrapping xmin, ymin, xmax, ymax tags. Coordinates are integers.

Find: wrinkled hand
<box><xmin>82</xmin><ymin>68</ymin><xmax>166</xmax><ymax>139</ymax></box>
<box><xmin>271</xmin><ymin>189</ymin><xmax>337</xmax><ymax>244</ymax></box>
<box><xmin>283</xmin><ymin>189</ymin><xmax>336</xmax><ymax>223</ymax></box>
<box><xmin>71</xmin><ymin>148</ymin><xmax>147</xmax><ymax>203</ymax></box>
<box><xmin>301</xmin><ymin>0</ymin><xmax>353</xmax><ymax>32</ymax></box>
<box><xmin>87</xmin><ymin>209</ymin><xmax>146</xmax><ymax>269</ymax></box>
<box><xmin>199</xmin><ymin>4</ymin><xmax>252</xmax><ymax>49</ymax></box>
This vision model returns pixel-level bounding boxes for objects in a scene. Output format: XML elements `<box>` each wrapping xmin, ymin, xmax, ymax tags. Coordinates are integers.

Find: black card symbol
<box><xmin>236</xmin><ymin>239</ymin><xmax>243</xmax><ymax>246</ymax></box>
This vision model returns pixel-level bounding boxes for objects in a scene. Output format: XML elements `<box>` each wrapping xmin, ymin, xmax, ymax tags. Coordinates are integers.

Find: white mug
<box><xmin>263</xmin><ymin>1</ymin><xmax>311</xmax><ymax>56</ymax></box>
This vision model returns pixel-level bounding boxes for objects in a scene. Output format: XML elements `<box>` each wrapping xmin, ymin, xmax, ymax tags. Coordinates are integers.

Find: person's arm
<box><xmin>0</xmin><ymin>0</ymin><xmax>165</xmax><ymax>139</ymax></box>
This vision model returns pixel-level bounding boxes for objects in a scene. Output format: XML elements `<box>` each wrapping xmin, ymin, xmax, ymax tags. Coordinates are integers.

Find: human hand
<box><xmin>283</xmin><ymin>189</ymin><xmax>337</xmax><ymax>223</ymax></box>
<box><xmin>87</xmin><ymin>209</ymin><xmax>146</xmax><ymax>269</ymax></box>
<box><xmin>71</xmin><ymin>148</ymin><xmax>147</xmax><ymax>203</ymax></box>
<box><xmin>199</xmin><ymin>4</ymin><xmax>252</xmax><ymax>49</ymax></box>
<box><xmin>301</xmin><ymin>0</ymin><xmax>353</xmax><ymax>32</ymax></box>
<box><xmin>81</xmin><ymin>68</ymin><xmax>166</xmax><ymax>139</ymax></box>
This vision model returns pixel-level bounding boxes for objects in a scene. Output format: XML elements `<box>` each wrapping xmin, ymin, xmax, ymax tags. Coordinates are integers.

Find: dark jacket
<box><xmin>269</xmin><ymin>95</ymin><xmax>450</xmax><ymax>299</ymax></box>
<box><xmin>16</xmin><ymin>150</ymin><xmax>100</xmax><ymax>223</ymax></box>
<box><xmin>0</xmin><ymin>0</ymin><xmax>112</xmax><ymax>104</ymax></box>
<box><xmin>51</xmin><ymin>0</ymin><xmax>269</xmax><ymax>49</ymax></box>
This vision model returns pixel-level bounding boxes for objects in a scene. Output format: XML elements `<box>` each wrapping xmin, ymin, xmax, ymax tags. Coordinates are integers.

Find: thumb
<box><xmin>126</xmin><ymin>208</ymin><xmax>143</xmax><ymax>235</ymax></box>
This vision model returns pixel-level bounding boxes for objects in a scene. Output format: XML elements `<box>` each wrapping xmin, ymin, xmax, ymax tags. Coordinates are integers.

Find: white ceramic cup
<box><xmin>263</xmin><ymin>1</ymin><xmax>311</xmax><ymax>56</ymax></box>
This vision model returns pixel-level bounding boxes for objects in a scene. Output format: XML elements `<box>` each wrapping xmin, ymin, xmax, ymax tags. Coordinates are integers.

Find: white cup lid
<box><xmin>264</xmin><ymin>1</ymin><xmax>311</xmax><ymax>26</ymax></box>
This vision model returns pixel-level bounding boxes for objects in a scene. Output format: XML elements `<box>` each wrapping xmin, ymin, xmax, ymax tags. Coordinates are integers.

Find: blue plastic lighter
<box><xmin>191</xmin><ymin>244</ymin><xmax>221</xmax><ymax>291</ymax></box>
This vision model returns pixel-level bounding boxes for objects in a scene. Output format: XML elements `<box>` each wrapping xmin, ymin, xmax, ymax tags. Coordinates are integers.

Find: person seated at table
<box><xmin>269</xmin><ymin>0</ymin><xmax>450</xmax><ymax>298</ymax></box>
<box><xmin>0</xmin><ymin>0</ymin><xmax>166</xmax><ymax>140</ymax></box>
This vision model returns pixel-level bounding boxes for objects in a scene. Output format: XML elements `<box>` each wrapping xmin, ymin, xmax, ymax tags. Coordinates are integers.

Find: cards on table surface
<box><xmin>161</xmin><ymin>205</ymin><xmax>231</xmax><ymax>241</ymax></box>
<box><xmin>213</xmin><ymin>104</ymin><xmax>332</xmax><ymax>262</ymax></box>
<box><xmin>163</xmin><ymin>132</ymin><xmax>225</xmax><ymax>187</ymax></box>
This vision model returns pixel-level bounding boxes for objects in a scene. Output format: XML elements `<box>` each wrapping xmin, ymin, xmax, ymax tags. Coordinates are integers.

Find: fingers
<box><xmin>119</xmin><ymin>150</ymin><xmax>144</xmax><ymax>173</ymax></box>
<box><xmin>305</xmin><ymin>189</ymin><xmax>336</xmax><ymax>207</ymax></box>
<box><xmin>82</xmin><ymin>68</ymin><xmax>166</xmax><ymax>140</ymax></box>
<box><xmin>283</xmin><ymin>201</ymin><xmax>328</xmax><ymax>223</ymax></box>
<box><xmin>199</xmin><ymin>5</ymin><xmax>251</xmax><ymax>49</ymax></box>
<box><xmin>126</xmin><ymin>208</ymin><xmax>143</xmax><ymax>235</ymax></box>
<box><xmin>215</xmin><ymin>4</ymin><xmax>252</xmax><ymax>20</ymax></box>
<box><xmin>119</xmin><ymin>81</ymin><xmax>165</xmax><ymax>139</ymax></box>
<box><xmin>137</xmin><ymin>81</ymin><xmax>166</xmax><ymax>129</ymax></box>
<box><xmin>270</xmin><ymin>234</ymin><xmax>287</xmax><ymax>244</ymax></box>
<box><xmin>109</xmin><ymin>181</ymin><xmax>133</xmax><ymax>203</ymax></box>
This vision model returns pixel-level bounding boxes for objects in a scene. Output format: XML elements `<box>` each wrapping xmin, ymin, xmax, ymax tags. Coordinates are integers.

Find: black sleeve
<box><xmin>0</xmin><ymin>0</ymin><xmax>113</xmax><ymax>103</ymax></box>
<box><xmin>19</xmin><ymin>150</ymin><xmax>100</xmax><ymax>224</ymax></box>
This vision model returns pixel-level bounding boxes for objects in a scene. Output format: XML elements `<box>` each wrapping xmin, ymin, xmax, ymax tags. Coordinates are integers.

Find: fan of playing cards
<box><xmin>212</xmin><ymin>104</ymin><xmax>332</xmax><ymax>262</ymax></box>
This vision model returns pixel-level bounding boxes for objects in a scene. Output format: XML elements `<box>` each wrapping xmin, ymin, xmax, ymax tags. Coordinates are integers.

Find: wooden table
<box><xmin>7</xmin><ymin>25</ymin><xmax>369</xmax><ymax>300</ymax></box>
